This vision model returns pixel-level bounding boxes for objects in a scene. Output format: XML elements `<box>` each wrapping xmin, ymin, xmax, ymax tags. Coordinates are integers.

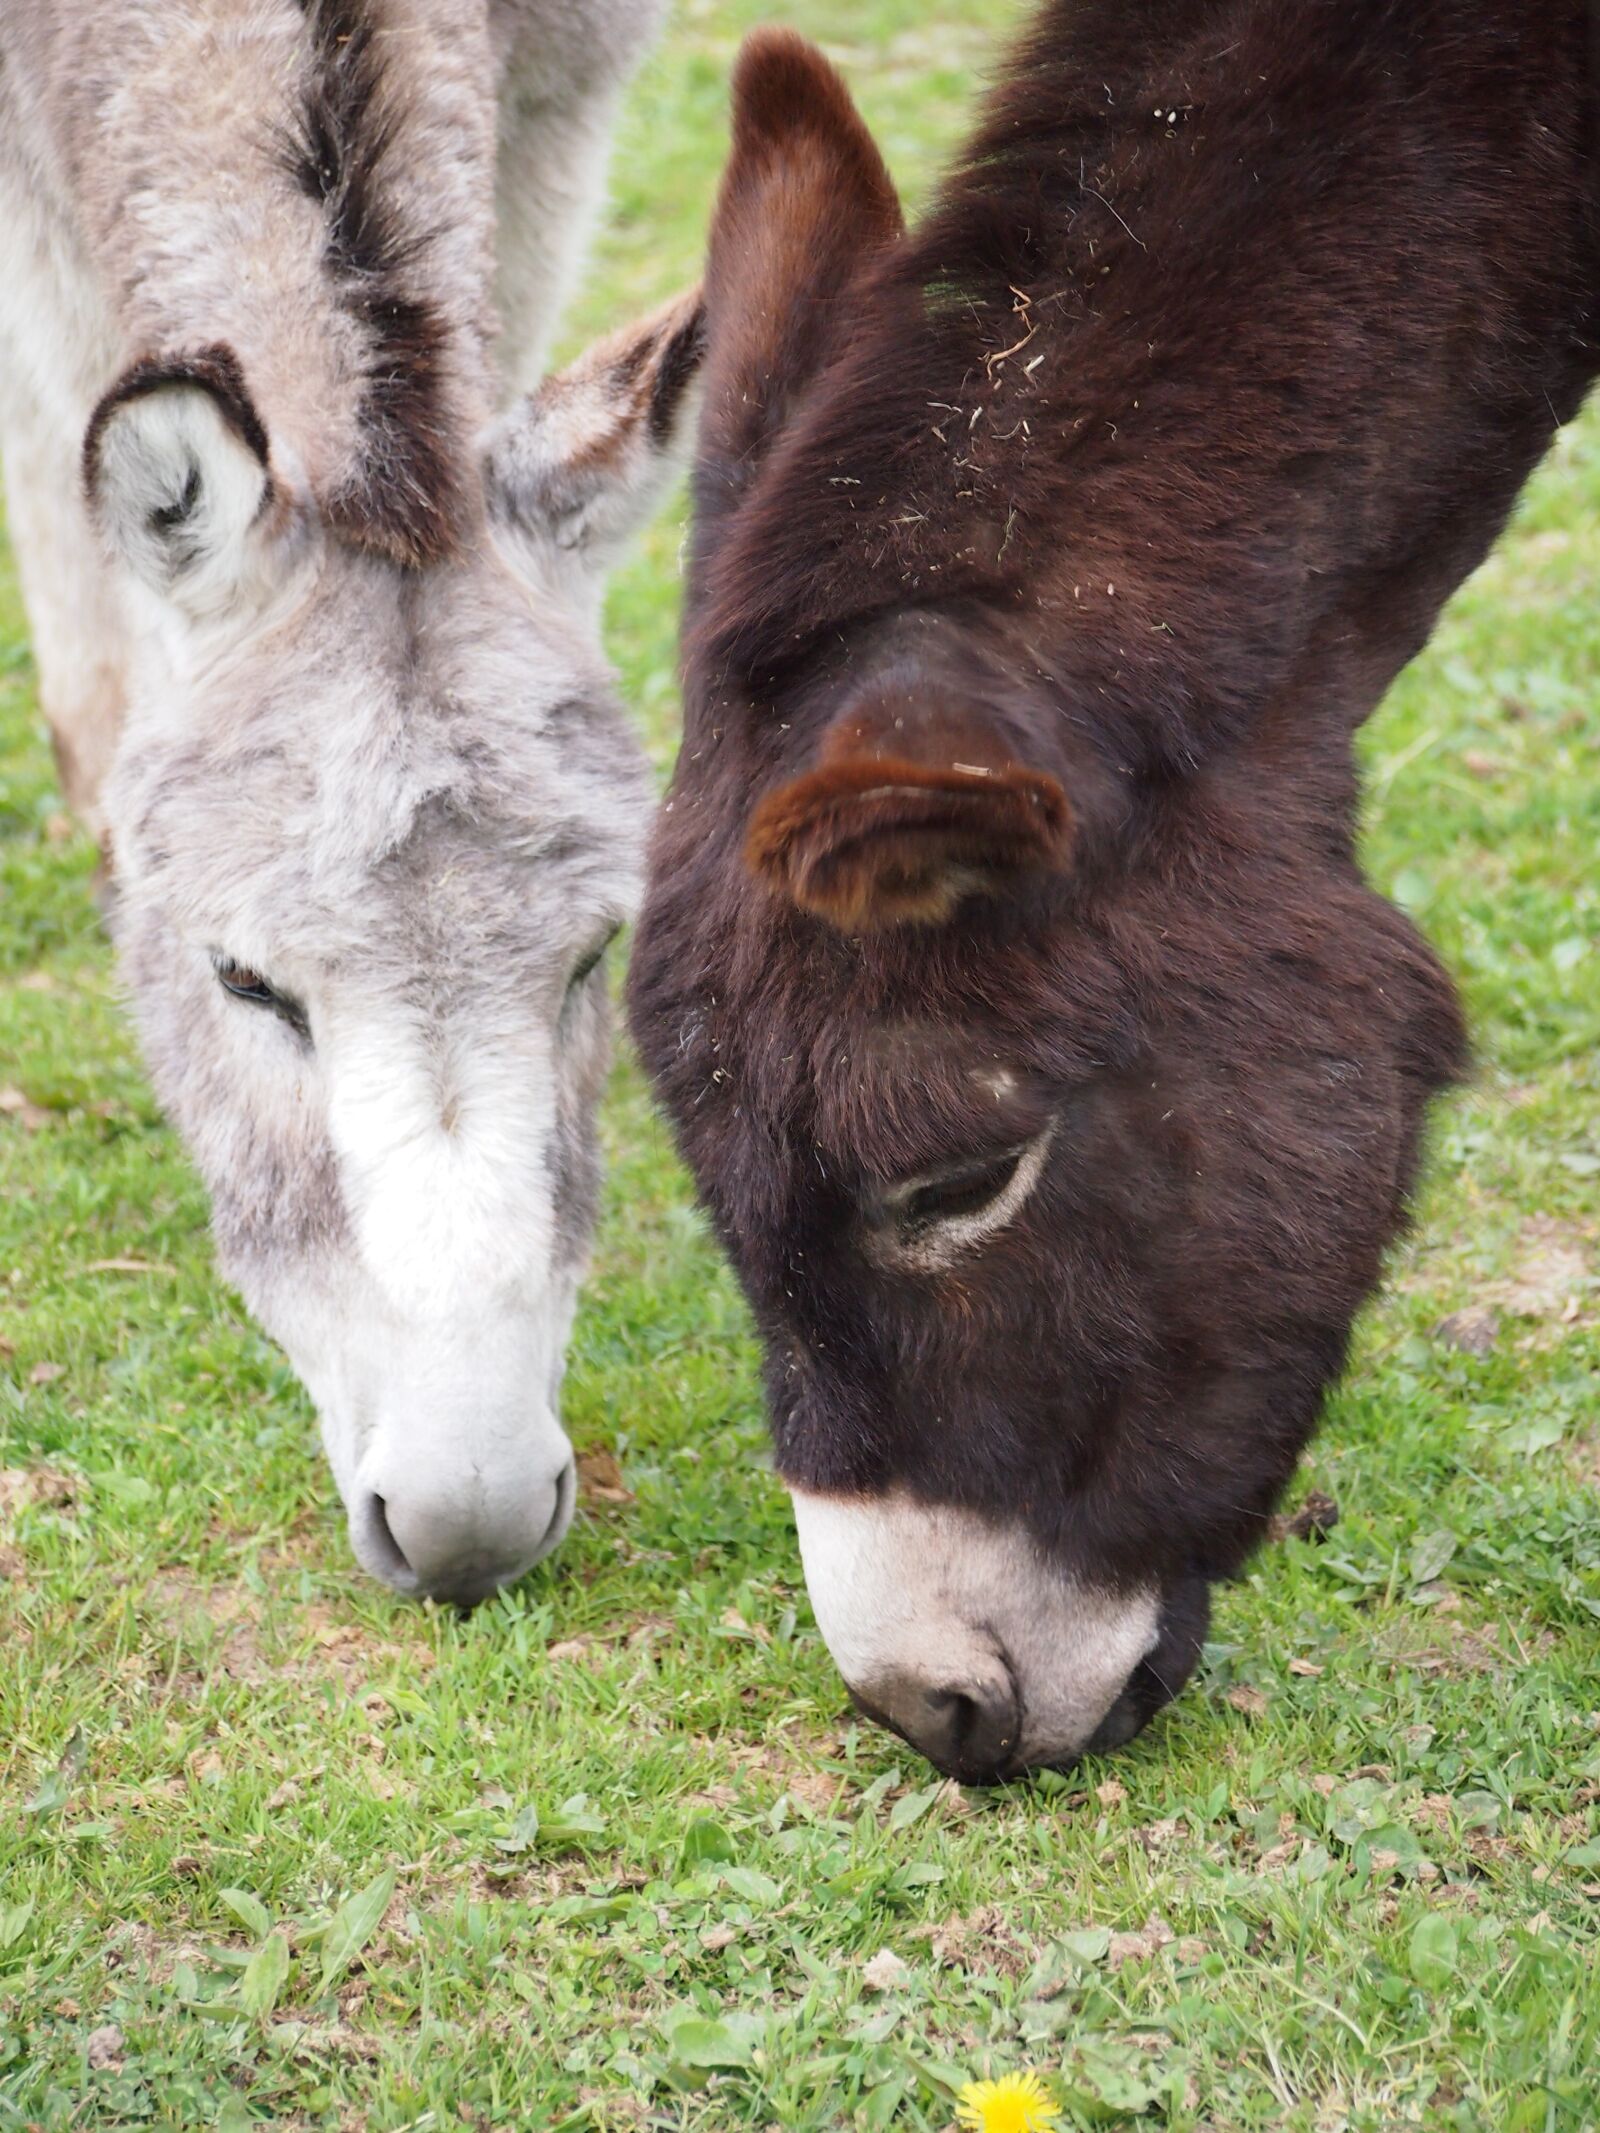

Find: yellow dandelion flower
<box><xmin>954</xmin><ymin>2069</ymin><xmax>1062</xmax><ymax>2133</ymax></box>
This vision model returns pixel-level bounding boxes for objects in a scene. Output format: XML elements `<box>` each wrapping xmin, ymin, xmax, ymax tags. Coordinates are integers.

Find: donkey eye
<box><xmin>213</xmin><ymin>956</ymin><xmax>309</xmax><ymax>1039</ymax></box>
<box><xmin>900</xmin><ymin>1149</ymin><xmax>1025</xmax><ymax>1230</ymax></box>
<box><xmin>567</xmin><ymin>924</ymin><xmax>622</xmax><ymax>996</ymax></box>
<box><xmin>215</xmin><ymin>959</ymin><xmax>273</xmax><ymax>1005</ymax></box>
<box><xmin>871</xmin><ymin>1124</ymin><xmax>1055</xmax><ymax>1272</ymax></box>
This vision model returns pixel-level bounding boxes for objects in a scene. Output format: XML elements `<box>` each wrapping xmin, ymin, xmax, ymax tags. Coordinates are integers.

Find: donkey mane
<box><xmin>287</xmin><ymin>0</ymin><xmax>470</xmax><ymax>567</ymax></box>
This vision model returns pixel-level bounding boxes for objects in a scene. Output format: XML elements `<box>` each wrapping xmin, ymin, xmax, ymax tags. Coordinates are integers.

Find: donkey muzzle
<box><xmin>791</xmin><ymin>1486</ymin><xmax>1168</xmax><ymax>1780</ymax></box>
<box><xmin>350</xmin><ymin>1437</ymin><xmax>577</xmax><ymax>1605</ymax></box>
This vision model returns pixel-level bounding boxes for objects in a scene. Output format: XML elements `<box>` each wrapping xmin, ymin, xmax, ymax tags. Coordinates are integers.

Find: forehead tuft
<box><xmin>111</xmin><ymin>560</ymin><xmax>647</xmax><ymax>961</ymax></box>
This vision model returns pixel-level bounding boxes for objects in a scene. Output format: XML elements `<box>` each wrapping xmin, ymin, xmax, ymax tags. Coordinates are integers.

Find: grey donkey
<box><xmin>0</xmin><ymin>0</ymin><xmax>704</xmax><ymax>1602</ymax></box>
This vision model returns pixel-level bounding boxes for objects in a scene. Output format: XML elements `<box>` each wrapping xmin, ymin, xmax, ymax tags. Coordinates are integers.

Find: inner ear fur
<box><xmin>696</xmin><ymin>30</ymin><xmax>903</xmax><ymax>540</ymax></box>
<box><xmin>746</xmin><ymin>740</ymin><xmax>1073</xmax><ymax>934</ymax></box>
<box><xmin>487</xmin><ymin>287</ymin><xmax>706</xmax><ymax>575</ymax></box>
<box><xmin>82</xmin><ymin>344</ymin><xmax>277</xmax><ymax>611</ymax></box>
<box><xmin>83</xmin><ymin>344</ymin><xmax>270</xmax><ymax>500</ymax></box>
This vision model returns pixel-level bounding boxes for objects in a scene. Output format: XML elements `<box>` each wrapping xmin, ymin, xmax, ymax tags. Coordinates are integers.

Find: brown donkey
<box><xmin>628</xmin><ymin>4</ymin><xmax>1600</xmax><ymax>1780</ymax></box>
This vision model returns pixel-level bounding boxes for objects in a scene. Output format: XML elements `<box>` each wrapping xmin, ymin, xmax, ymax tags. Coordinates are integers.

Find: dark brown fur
<box><xmin>287</xmin><ymin>0</ymin><xmax>467</xmax><ymax>567</ymax></box>
<box><xmin>629</xmin><ymin>7</ymin><xmax>1600</xmax><ymax>1764</ymax></box>
<box><xmin>696</xmin><ymin>29</ymin><xmax>903</xmax><ymax>532</ymax></box>
<box><xmin>642</xmin><ymin>303</ymin><xmax>709</xmax><ymax>448</ymax></box>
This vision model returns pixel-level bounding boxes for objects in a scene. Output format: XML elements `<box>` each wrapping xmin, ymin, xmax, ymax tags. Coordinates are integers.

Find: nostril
<box><xmin>363</xmin><ymin>1493</ymin><xmax>415</xmax><ymax>1587</ymax></box>
<box><xmin>924</xmin><ymin>1684</ymin><xmax>1019</xmax><ymax>1784</ymax></box>
<box><xmin>857</xmin><ymin>1667</ymin><xmax>1022</xmax><ymax>1786</ymax></box>
<box><xmin>922</xmin><ymin>1687</ymin><xmax>977</xmax><ymax>1735</ymax></box>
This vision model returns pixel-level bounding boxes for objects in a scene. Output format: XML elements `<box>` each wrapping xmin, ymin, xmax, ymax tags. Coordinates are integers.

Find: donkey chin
<box><xmin>791</xmin><ymin>1491</ymin><xmax>1210</xmax><ymax>1784</ymax></box>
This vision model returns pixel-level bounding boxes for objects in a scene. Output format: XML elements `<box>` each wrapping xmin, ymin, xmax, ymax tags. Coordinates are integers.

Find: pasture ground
<box><xmin>2</xmin><ymin>3</ymin><xmax>1599</xmax><ymax>2126</ymax></box>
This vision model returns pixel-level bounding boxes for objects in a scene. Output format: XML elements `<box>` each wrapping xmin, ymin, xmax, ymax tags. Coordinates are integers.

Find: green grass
<box><xmin>3</xmin><ymin>4</ymin><xmax>1599</xmax><ymax>2128</ymax></box>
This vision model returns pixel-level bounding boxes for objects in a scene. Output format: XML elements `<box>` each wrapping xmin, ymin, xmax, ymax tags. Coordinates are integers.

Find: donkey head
<box><xmin>630</xmin><ymin>38</ymin><xmax>1463</xmax><ymax>1777</ymax></box>
<box><xmin>88</xmin><ymin>299</ymin><xmax>701</xmax><ymax>1604</ymax></box>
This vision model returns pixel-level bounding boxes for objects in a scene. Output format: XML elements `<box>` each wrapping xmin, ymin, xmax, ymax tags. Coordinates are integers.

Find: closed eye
<box><xmin>900</xmin><ymin>1148</ymin><xmax>1025</xmax><ymax>1231</ymax></box>
<box><xmin>566</xmin><ymin>923</ymin><xmax>622</xmax><ymax>998</ymax></box>
<box><xmin>872</xmin><ymin>1123</ymin><xmax>1055</xmax><ymax>1271</ymax></box>
<box><xmin>212</xmin><ymin>955</ymin><xmax>310</xmax><ymax>1041</ymax></box>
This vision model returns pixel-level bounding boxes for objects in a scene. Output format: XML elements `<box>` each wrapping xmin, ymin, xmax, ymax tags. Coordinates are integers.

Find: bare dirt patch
<box><xmin>1568</xmin><ymin>1430</ymin><xmax>1600</xmax><ymax>1494</ymax></box>
<box><xmin>1485</xmin><ymin>1216</ymin><xmax>1594</xmax><ymax>1340</ymax></box>
<box><xmin>909</xmin><ymin>1903</ymin><xmax>1032</xmax><ymax>1979</ymax></box>
<box><xmin>1376</xmin><ymin>1608</ymin><xmax>1558</xmax><ymax>1682</ymax></box>
<box><xmin>1433</xmin><ymin>1304</ymin><xmax>1501</xmax><ymax>1356</ymax></box>
<box><xmin>0</xmin><ymin>1466</ymin><xmax>79</xmax><ymax>1579</ymax></box>
<box><xmin>718</xmin><ymin>1730</ymin><xmax>867</xmax><ymax>1816</ymax></box>
<box><xmin>0</xmin><ymin>1465</ymin><xmax>79</xmax><ymax>1518</ymax></box>
<box><xmin>576</xmin><ymin>1446</ymin><xmax>634</xmax><ymax>1508</ymax></box>
<box><xmin>297</xmin><ymin>1605</ymin><xmax>436</xmax><ymax>1691</ymax></box>
<box><xmin>0</xmin><ymin>1084</ymin><xmax>52</xmax><ymax>1133</ymax></box>
<box><xmin>136</xmin><ymin>1572</ymin><xmax>437</xmax><ymax>1696</ymax></box>
<box><xmin>142</xmin><ymin>1573</ymin><xmax>272</xmax><ymax>1685</ymax></box>
<box><xmin>1402</xmin><ymin>1209</ymin><xmax>1596</xmax><ymax>1340</ymax></box>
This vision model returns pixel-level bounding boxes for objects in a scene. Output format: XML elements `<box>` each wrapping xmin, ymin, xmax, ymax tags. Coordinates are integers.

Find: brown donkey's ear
<box><xmin>696</xmin><ymin>30</ymin><xmax>903</xmax><ymax>543</ymax></box>
<box><xmin>746</xmin><ymin>720</ymin><xmax>1073</xmax><ymax>934</ymax></box>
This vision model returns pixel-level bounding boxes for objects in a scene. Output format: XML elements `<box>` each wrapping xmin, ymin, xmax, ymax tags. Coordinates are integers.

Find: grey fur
<box><xmin>0</xmin><ymin>0</ymin><xmax>700</xmax><ymax>1599</ymax></box>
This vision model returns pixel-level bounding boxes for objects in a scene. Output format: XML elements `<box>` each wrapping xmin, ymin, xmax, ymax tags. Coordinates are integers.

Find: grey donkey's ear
<box><xmin>84</xmin><ymin>345</ymin><xmax>280</xmax><ymax>618</ymax></box>
<box><xmin>485</xmin><ymin>289</ymin><xmax>705</xmax><ymax>590</ymax></box>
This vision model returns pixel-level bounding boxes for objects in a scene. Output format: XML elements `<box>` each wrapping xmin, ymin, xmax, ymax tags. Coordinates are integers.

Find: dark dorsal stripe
<box><xmin>288</xmin><ymin>0</ymin><xmax>467</xmax><ymax>568</ymax></box>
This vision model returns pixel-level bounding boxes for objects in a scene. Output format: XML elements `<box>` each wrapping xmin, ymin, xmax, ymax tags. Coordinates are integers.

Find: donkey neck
<box><xmin>692</xmin><ymin>0</ymin><xmax>1600</xmax><ymax>789</ymax></box>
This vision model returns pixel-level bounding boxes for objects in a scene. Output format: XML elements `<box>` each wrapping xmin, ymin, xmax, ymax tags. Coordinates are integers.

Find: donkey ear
<box><xmin>486</xmin><ymin>288</ymin><xmax>705</xmax><ymax>591</ymax></box>
<box><xmin>84</xmin><ymin>346</ymin><xmax>276</xmax><ymax>618</ymax></box>
<box><xmin>696</xmin><ymin>31</ymin><xmax>903</xmax><ymax>545</ymax></box>
<box><xmin>746</xmin><ymin>717</ymin><xmax>1073</xmax><ymax>934</ymax></box>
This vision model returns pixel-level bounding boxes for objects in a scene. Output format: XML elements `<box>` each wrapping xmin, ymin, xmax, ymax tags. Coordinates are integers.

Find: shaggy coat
<box><xmin>0</xmin><ymin>0</ymin><xmax>703</xmax><ymax>1603</ymax></box>
<box><xmin>0</xmin><ymin>0</ymin><xmax>670</xmax><ymax>813</ymax></box>
<box><xmin>628</xmin><ymin>2</ymin><xmax>1600</xmax><ymax>1776</ymax></box>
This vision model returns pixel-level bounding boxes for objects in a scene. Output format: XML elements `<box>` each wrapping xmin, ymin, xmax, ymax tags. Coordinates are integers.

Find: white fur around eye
<box><xmin>874</xmin><ymin>1121</ymin><xmax>1055</xmax><ymax>1274</ymax></box>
